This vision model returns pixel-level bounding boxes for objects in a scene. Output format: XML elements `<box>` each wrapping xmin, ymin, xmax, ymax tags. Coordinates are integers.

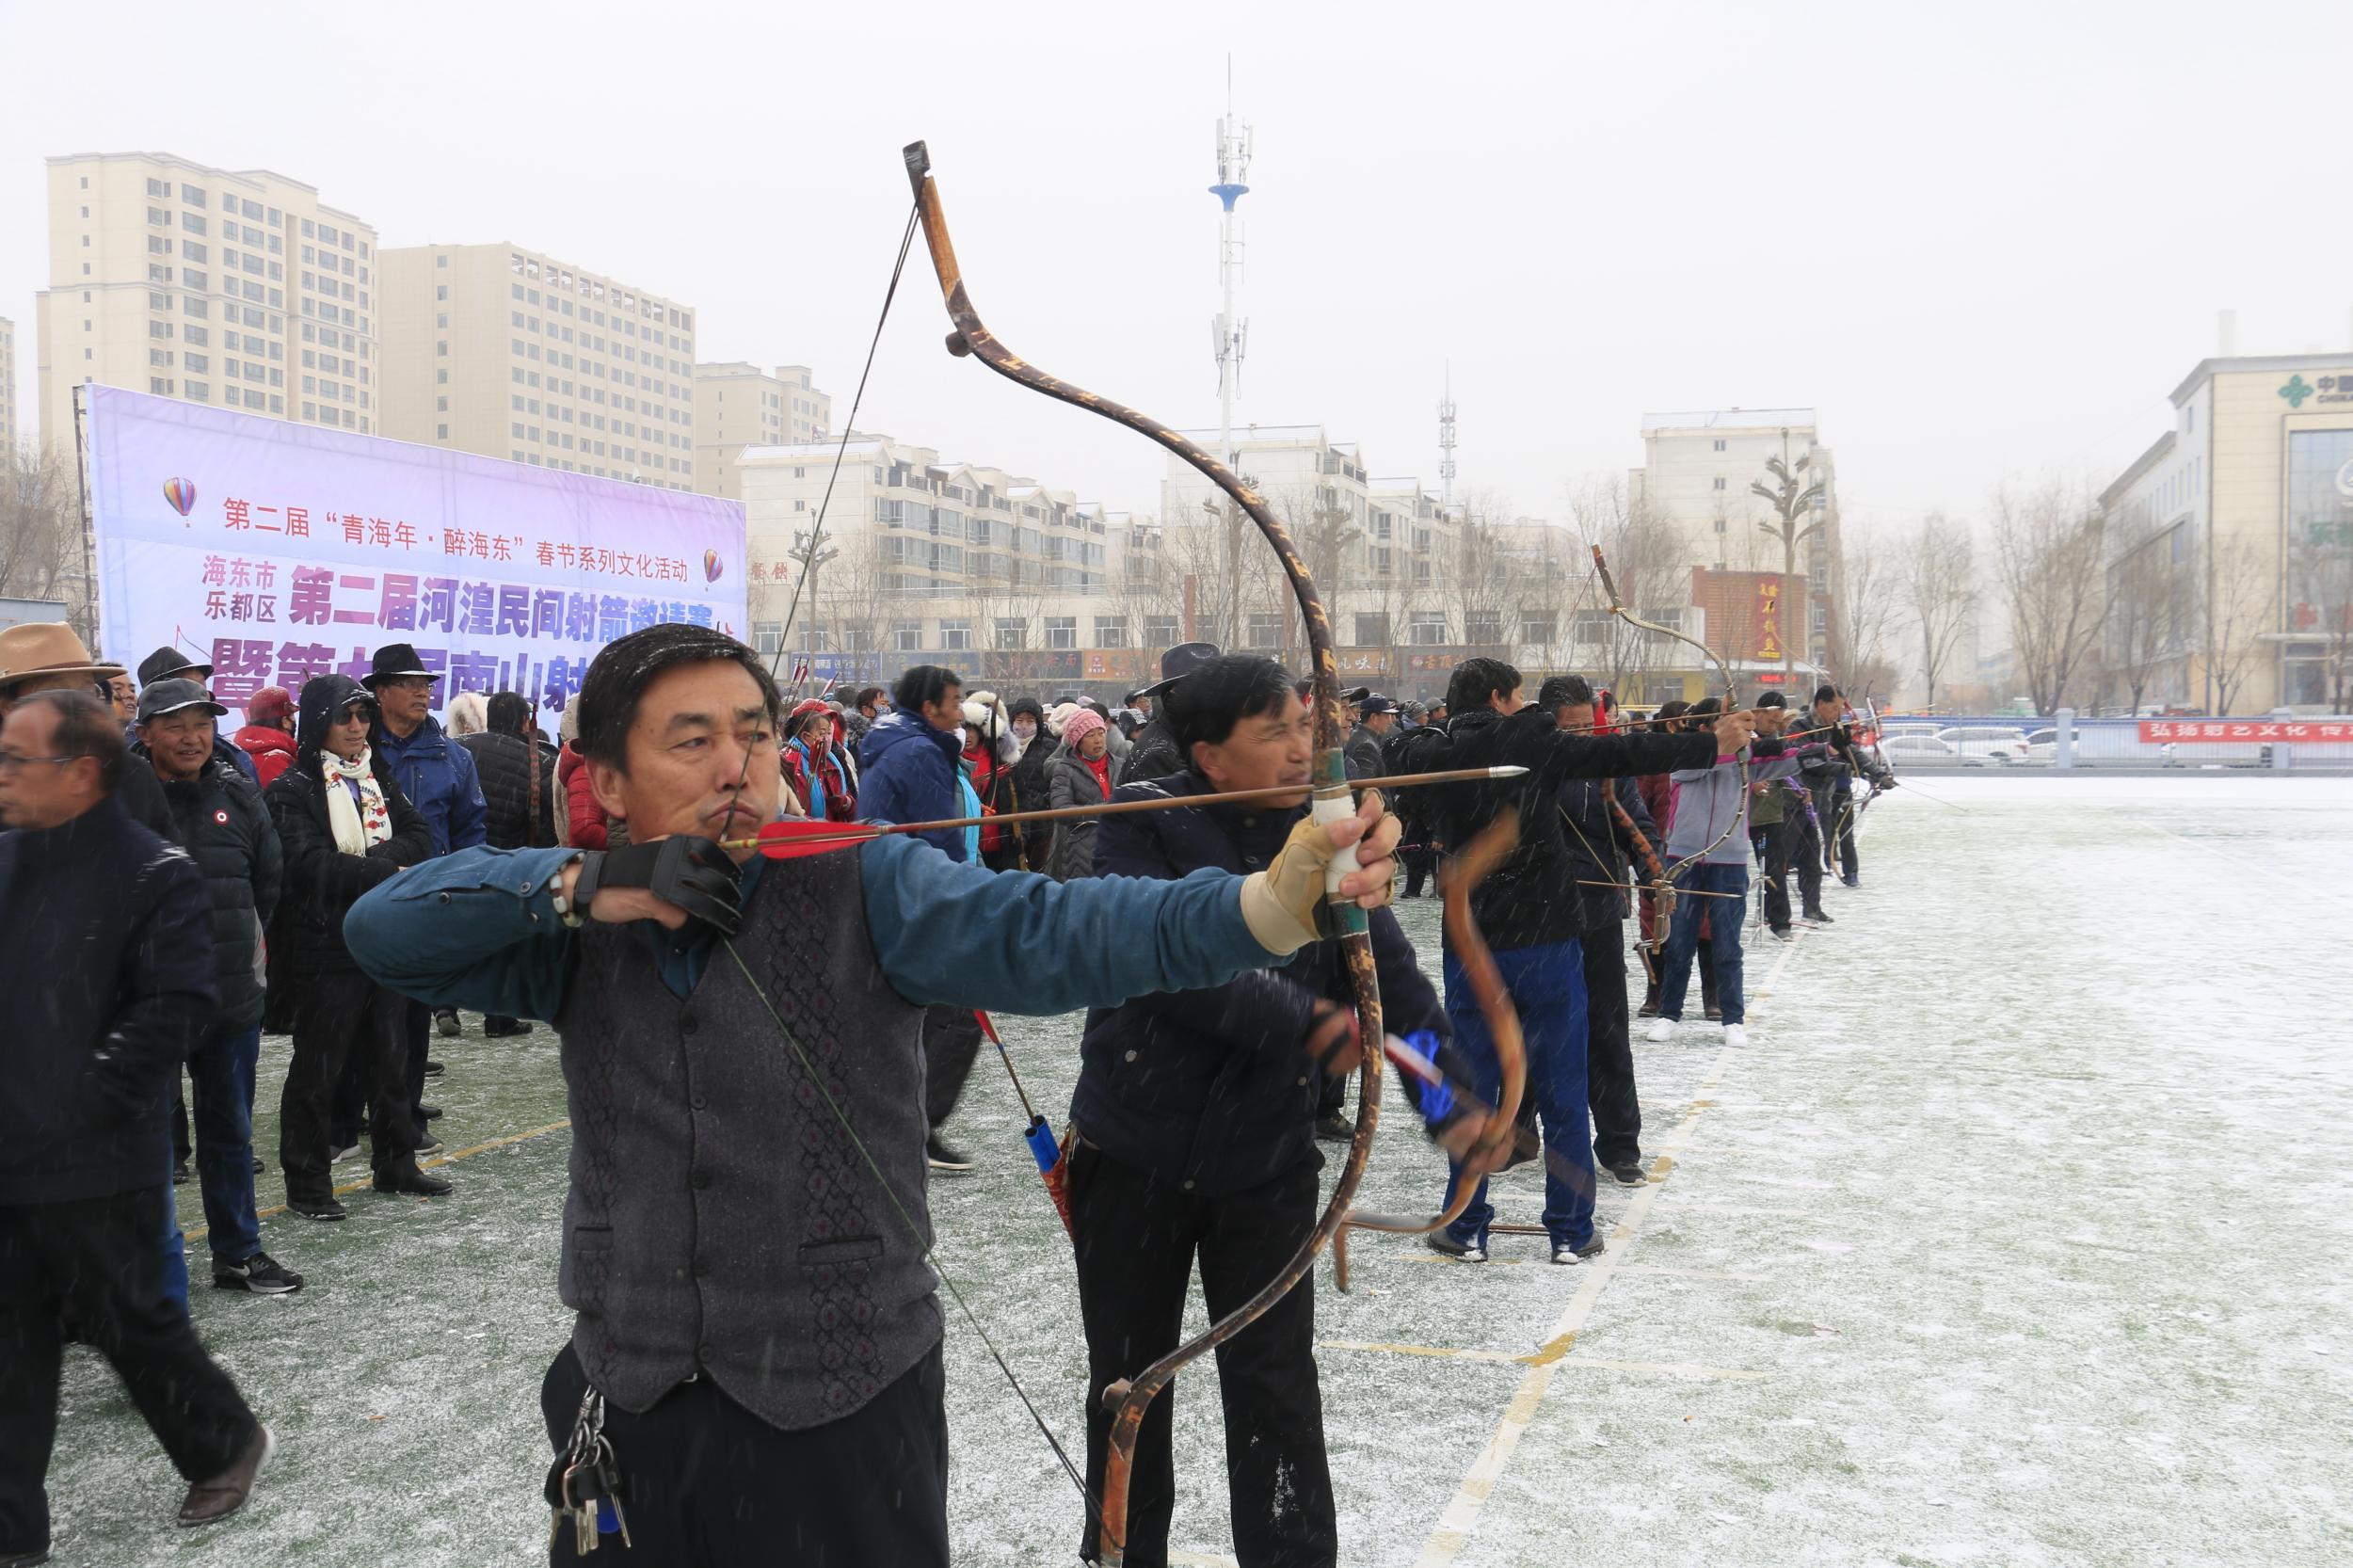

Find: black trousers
<box><xmin>1787</xmin><ymin>806</ymin><xmax>1827</xmax><ymax>918</ymax></box>
<box><xmin>1401</xmin><ymin>840</ymin><xmax>1435</xmax><ymax>898</ymax></box>
<box><xmin>1581</xmin><ymin>924</ymin><xmax>1641</xmax><ymax>1166</ymax></box>
<box><xmin>921</xmin><ymin>1003</ymin><xmax>984</xmax><ymax>1134</ymax></box>
<box><xmin>0</xmin><ymin>1188</ymin><xmax>259</xmax><ymax>1556</ymax></box>
<box><xmin>281</xmin><ymin>968</ymin><xmax>420</xmax><ymax>1199</ymax></box>
<box><xmin>540</xmin><ymin>1341</ymin><xmax>948</xmax><ymax>1567</ymax></box>
<box><xmin>1753</xmin><ymin>823</ymin><xmax>1793</xmax><ymax>932</ymax></box>
<box><xmin>1070</xmin><ymin>1143</ymin><xmax>1336</xmax><ymax>1568</ymax></box>
<box><xmin>1829</xmin><ymin>789</ymin><xmax>1860</xmax><ymax>879</ymax></box>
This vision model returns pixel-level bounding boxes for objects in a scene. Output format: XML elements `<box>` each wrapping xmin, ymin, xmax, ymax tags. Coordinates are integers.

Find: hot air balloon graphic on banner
<box><xmin>163</xmin><ymin>477</ymin><xmax>198</xmax><ymax>518</ymax></box>
<box><xmin>704</xmin><ymin>549</ymin><xmax>724</xmax><ymax>584</ymax></box>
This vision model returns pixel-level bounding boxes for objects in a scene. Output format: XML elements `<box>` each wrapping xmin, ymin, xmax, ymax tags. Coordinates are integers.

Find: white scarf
<box><xmin>321</xmin><ymin>746</ymin><xmax>392</xmax><ymax>854</ymax></box>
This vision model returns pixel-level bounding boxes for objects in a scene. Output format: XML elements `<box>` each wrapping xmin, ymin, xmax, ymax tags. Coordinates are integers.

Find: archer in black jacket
<box><xmin>457</xmin><ymin>692</ymin><xmax>557</xmax><ymax>852</ymax></box>
<box><xmin>263</xmin><ymin>675</ymin><xmax>439</xmax><ymax>1216</ymax></box>
<box><xmin>1064</xmin><ymin>657</ymin><xmax>1448</xmax><ymax>1568</ymax></box>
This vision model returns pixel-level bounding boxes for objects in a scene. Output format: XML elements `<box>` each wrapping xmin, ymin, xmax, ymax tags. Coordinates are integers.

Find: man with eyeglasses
<box><xmin>0</xmin><ymin>689</ymin><xmax>277</xmax><ymax>1549</ymax></box>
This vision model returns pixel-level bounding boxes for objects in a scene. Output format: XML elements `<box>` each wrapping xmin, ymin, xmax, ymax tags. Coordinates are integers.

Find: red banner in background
<box><xmin>2142</xmin><ymin>720</ymin><xmax>2353</xmax><ymax>743</ymax></box>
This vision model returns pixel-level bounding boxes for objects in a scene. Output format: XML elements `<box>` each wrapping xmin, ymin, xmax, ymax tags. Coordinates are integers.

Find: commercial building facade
<box><xmin>692</xmin><ymin>362</ymin><xmax>831</xmax><ymax>498</ymax></box>
<box><xmin>36</xmin><ymin>151</ymin><xmax>379</xmax><ymax>453</ymax></box>
<box><xmin>377</xmin><ymin>243</ymin><xmax>696</xmax><ymax>491</ymax></box>
<box><xmin>2099</xmin><ymin>352</ymin><xmax>2353</xmax><ymax>712</ymax></box>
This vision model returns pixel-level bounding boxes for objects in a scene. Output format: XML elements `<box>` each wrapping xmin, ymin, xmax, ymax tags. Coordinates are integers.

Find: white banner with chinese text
<box><xmin>88</xmin><ymin>387</ymin><xmax>747</xmax><ymax>724</ymax></box>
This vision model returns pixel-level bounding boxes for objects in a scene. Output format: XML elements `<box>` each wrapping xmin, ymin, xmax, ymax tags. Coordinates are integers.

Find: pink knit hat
<box><xmin>1061</xmin><ymin>707</ymin><xmax>1108</xmax><ymax>747</ymax></box>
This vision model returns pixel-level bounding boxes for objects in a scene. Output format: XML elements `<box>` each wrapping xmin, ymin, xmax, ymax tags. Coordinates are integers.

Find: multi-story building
<box><xmin>377</xmin><ymin>243</ymin><xmax>697</xmax><ymax>490</ymax></box>
<box><xmin>692</xmin><ymin>362</ymin><xmax>830</xmax><ymax>498</ymax></box>
<box><xmin>35</xmin><ymin>151</ymin><xmax>379</xmax><ymax>453</ymax></box>
<box><xmin>0</xmin><ymin>317</ymin><xmax>17</xmax><ymax>448</ymax></box>
<box><xmin>737</xmin><ymin>435</ymin><xmax>1139</xmax><ymax>694</ymax></box>
<box><xmin>1626</xmin><ymin>408</ymin><xmax>1842</xmax><ymax>690</ymax></box>
<box><xmin>2099</xmin><ymin>352</ymin><xmax>2353</xmax><ymax>712</ymax></box>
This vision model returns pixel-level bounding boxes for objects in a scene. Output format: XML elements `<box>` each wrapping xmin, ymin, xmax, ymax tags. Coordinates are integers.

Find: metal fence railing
<box><xmin>1868</xmin><ymin>712</ymin><xmax>2353</xmax><ymax>772</ymax></box>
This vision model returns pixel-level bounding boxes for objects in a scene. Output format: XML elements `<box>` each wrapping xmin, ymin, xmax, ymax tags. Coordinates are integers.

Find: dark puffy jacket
<box><xmin>138</xmin><ymin>747</ymin><xmax>282</xmax><ymax>1028</ymax></box>
<box><xmin>266</xmin><ymin>675</ymin><xmax>436</xmax><ymax>975</ymax></box>
<box><xmin>372</xmin><ymin>713</ymin><xmax>486</xmax><ymax>856</ymax></box>
<box><xmin>1417</xmin><ymin>706</ymin><xmax>1714</xmax><ymax>952</ymax></box>
<box><xmin>0</xmin><ymin>793</ymin><xmax>216</xmax><ymax>1205</ymax></box>
<box><xmin>1117</xmin><ymin>714</ymin><xmax>1183</xmax><ymax>787</ymax></box>
<box><xmin>1345</xmin><ymin>724</ymin><xmax>1385</xmax><ymax>781</ymax></box>
<box><xmin>458</xmin><ymin>730</ymin><xmax>556</xmax><ymax>850</ymax></box>
<box><xmin>1005</xmin><ymin>702</ymin><xmax>1056</xmax><ymax>871</ymax></box>
<box><xmin>1555</xmin><ymin>774</ymin><xmax>1657</xmax><ymax>931</ymax></box>
<box><xmin>856</xmin><ymin>710</ymin><xmax>966</xmax><ymax>861</ymax></box>
<box><xmin>1046</xmin><ymin>746</ymin><xmax>1110</xmax><ymax>881</ymax></box>
<box><xmin>1068</xmin><ymin>769</ymin><xmax>1448</xmax><ymax>1198</ymax></box>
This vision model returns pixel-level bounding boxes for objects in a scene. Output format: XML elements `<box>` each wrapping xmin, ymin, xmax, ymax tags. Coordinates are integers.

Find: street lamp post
<box><xmin>1750</xmin><ymin>427</ymin><xmax>1828</xmax><ymax>697</ymax></box>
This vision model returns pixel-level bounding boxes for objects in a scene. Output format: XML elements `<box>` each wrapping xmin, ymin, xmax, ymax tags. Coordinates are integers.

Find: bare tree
<box><xmin>1902</xmin><ymin>512</ymin><xmax>1977</xmax><ymax>712</ymax></box>
<box><xmin>2105</xmin><ymin>535</ymin><xmax>2176</xmax><ymax>716</ymax></box>
<box><xmin>0</xmin><ymin>443</ymin><xmax>92</xmax><ymax>643</ymax></box>
<box><xmin>1825</xmin><ymin>525</ymin><xmax>1901</xmax><ymax>705</ymax></box>
<box><xmin>1748</xmin><ymin>431</ymin><xmax>1828</xmax><ymax>694</ymax></box>
<box><xmin>1564</xmin><ymin>474</ymin><xmax>1684</xmax><ymax>703</ymax></box>
<box><xmin>2285</xmin><ymin>520</ymin><xmax>2353</xmax><ymax>712</ymax></box>
<box><xmin>2203</xmin><ymin>535</ymin><xmax>2274</xmax><ymax>714</ymax></box>
<box><xmin>1992</xmin><ymin>478</ymin><xmax>2110</xmax><ymax>714</ymax></box>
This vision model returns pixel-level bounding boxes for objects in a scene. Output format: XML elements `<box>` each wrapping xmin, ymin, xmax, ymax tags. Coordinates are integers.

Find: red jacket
<box><xmin>232</xmin><ymin>724</ymin><xmax>297</xmax><ymax>788</ymax></box>
<box><xmin>558</xmin><ymin>744</ymin><xmax>608</xmax><ymax>850</ymax></box>
<box><xmin>782</xmin><ymin>738</ymin><xmax>856</xmax><ymax>822</ymax></box>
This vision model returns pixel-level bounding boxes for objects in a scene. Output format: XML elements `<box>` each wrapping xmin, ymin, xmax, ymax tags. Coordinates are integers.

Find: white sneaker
<box><xmin>1722</xmin><ymin>1023</ymin><xmax>1749</xmax><ymax>1048</ymax></box>
<box><xmin>1643</xmin><ymin>1016</ymin><xmax>1675</xmax><ymax>1044</ymax></box>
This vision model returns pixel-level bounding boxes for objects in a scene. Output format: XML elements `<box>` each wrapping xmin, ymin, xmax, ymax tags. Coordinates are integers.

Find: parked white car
<box><xmin>1881</xmin><ymin>734</ymin><xmax>1966</xmax><ymax>765</ymax></box>
<box><xmin>2023</xmin><ymin>728</ymin><xmax>2057</xmax><ymax>764</ymax></box>
<box><xmin>1936</xmin><ymin>725</ymin><xmax>2029</xmax><ymax>765</ymax></box>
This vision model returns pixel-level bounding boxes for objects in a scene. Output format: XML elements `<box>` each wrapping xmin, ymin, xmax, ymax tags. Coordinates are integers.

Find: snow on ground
<box><xmin>41</xmin><ymin>775</ymin><xmax>2353</xmax><ymax>1565</ymax></box>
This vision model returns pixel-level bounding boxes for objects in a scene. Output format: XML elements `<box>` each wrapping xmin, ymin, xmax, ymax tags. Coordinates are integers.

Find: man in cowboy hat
<box><xmin>361</xmin><ymin>644</ymin><xmax>485</xmax><ymax>1133</ymax></box>
<box><xmin>1117</xmin><ymin>640</ymin><xmax>1219</xmax><ymax>787</ymax></box>
<box><xmin>0</xmin><ymin>623</ymin><xmax>178</xmax><ymax>843</ymax></box>
<box><xmin>136</xmin><ymin>646</ymin><xmax>260</xmax><ymax>788</ymax></box>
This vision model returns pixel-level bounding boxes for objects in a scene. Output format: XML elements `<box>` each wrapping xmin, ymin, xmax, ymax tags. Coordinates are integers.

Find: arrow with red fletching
<box><xmin>725</xmin><ymin>765</ymin><xmax>1529</xmax><ymax>860</ymax></box>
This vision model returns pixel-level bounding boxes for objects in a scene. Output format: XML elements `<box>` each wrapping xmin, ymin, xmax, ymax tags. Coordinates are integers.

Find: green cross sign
<box><xmin>2280</xmin><ymin>375</ymin><xmax>2314</xmax><ymax>409</ymax></box>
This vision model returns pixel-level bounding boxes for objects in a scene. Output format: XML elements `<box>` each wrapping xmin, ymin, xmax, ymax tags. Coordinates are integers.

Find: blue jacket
<box><xmin>374</xmin><ymin>713</ymin><xmax>487</xmax><ymax>856</ymax></box>
<box><xmin>1071</xmin><ymin>769</ymin><xmax>1449</xmax><ymax>1198</ymax></box>
<box><xmin>0</xmin><ymin>795</ymin><xmax>217</xmax><ymax>1205</ymax></box>
<box><xmin>856</xmin><ymin>710</ymin><xmax>966</xmax><ymax>862</ymax></box>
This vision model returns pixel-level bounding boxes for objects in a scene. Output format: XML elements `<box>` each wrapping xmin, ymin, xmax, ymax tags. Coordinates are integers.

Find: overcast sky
<box><xmin>6</xmin><ymin>0</ymin><xmax>2351</xmax><ymax>541</ymax></box>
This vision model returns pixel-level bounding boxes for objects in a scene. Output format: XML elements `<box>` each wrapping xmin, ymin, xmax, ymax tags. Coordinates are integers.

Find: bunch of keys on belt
<box><xmin>549</xmin><ymin>1385</ymin><xmax>631</xmax><ymax>1553</ymax></box>
<box><xmin>561</xmin><ymin>1435</ymin><xmax>632</xmax><ymax>1554</ymax></box>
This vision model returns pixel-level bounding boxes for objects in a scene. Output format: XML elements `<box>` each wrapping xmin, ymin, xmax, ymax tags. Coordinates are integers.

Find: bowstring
<box><xmin>715</xmin><ymin>197</ymin><xmax>1098</xmax><ymax>1511</ymax></box>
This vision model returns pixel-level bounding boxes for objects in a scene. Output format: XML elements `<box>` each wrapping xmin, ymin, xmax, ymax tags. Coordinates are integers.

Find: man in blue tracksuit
<box><xmin>856</xmin><ymin>664</ymin><xmax>987</xmax><ymax>1169</ymax></box>
<box><xmin>363</xmin><ymin>644</ymin><xmax>487</xmax><ymax>1144</ymax></box>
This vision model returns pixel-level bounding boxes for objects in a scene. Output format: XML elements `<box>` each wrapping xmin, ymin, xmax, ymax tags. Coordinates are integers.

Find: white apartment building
<box><xmin>738</xmin><ymin>436</ymin><xmax>1143</xmax><ymax>695</ymax></box>
<box><xmin>692</xmin><ymin>362</ymin><xmax>831</xmax><ymax>498</ymax></box>
<box><xmin>377</xmin><ymin>243</ymin><xmax>696</xmax><ymax>491</ymax></box>
<box><xmin>2099</xmin><ymin>352</ymin><xmax>2353</xmax><ymax>712</ymax></box>
<box><xmin>1627</xmin><ymin>408</ymin><xmax>1841</xmax><ymax>676</ymax></box>
<box><xmin>36</xmin><ymin>152</ymin><xmax>379</xmax><ymax>452</ymax></box>
<box><xmin>0</xmin><ymin>317</ymin><xmax>16</xmax><ymax>448</ymax></box>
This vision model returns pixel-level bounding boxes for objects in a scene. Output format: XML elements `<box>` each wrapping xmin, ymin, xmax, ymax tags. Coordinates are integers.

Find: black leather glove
<box><xmin>576</xmin><ymin>835</ymin><xmax>744</xmax><ymax>937</ymax></box>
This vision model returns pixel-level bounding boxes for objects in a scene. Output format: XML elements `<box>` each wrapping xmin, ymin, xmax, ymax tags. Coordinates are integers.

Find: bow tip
<box><xmin>902</xmin><ymin>141</ymin><xmax>932</xmax><ymax>190</ymax></box>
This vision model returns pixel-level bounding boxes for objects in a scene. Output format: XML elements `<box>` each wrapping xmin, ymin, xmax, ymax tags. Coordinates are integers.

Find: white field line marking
<box><xmin>1169</xmin><ymin>1551</ymin><xmax>1241</xmax><ymax>1568</ymax></box>
<box><xmin>1320</xmin><ymin>1340</ymin><xmax>1763</xmax><ymax>1381</ymax></box>
<box><xmin>1411</xmin><ymin>928</ymin><xmax>1808</xmax><ymax>1567</ymax></box>
<box><xmin>2112</xmin><ymin>809</ymin><xmax>2353</xmax><ymax>910</ymax></box>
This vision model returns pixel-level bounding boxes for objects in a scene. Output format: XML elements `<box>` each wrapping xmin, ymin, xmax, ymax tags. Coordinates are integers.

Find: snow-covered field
<box><xmin>44</xmin><ymin>775</ymin><xmax>2353</xmax><ymax>1565</ymax></box>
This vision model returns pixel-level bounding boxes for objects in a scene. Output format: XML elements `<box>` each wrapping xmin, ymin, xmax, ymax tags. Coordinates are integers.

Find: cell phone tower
<box><xmin>1209</xmin><ymin>60</ymin><xmax>1252</xmax><ymax>469</ymax></box>
<box><xmin>1439</xmin><ymin>361</ymin><xmax>1458</xmax><ymax>512</ymax></box>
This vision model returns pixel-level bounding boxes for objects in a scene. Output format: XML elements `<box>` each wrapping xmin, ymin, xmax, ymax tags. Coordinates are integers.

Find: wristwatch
<box><xmin>552</xmin><ymin>852</ymin><xmax>599</xmax><ymax>928</ymax></box>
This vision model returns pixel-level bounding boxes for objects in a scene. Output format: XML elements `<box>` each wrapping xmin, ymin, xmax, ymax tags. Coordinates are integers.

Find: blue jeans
<box><xmin>1440</xmin><ymin>943</ymin><xmax>1596</xmax><ymax>1251</ymax></box>
<box><xmin>188</xmin><ymin>1023</ymin><xmax>264</xmax><ymax>1265</ymax></box>
<box><xmin>1660</xmin><ymin>860</ymin><xmax>1750</xmax><ymax>1025</ymax></box>
<box><xmin>157</xmin><ymin>1156</ymin><xmax>188</xmax><ymax>1316</ymax></box>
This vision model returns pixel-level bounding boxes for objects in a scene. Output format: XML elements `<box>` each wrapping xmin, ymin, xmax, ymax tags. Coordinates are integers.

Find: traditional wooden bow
<box><xmin>902</xmin><ymin>141</ymin><xmax>1391</xmax><ymax>1565</ymax></box>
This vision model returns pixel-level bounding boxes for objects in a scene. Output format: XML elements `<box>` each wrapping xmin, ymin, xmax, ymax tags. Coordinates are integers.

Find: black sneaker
<box><xmin>418</xmin><ymin>1103</ymin><xmax>444</xmax><ymax>1121</ymax></box>
<box><xmin>1314</xmin><ymin>1112</ymin><xmax>1354</xmax><ymax>1144</ymax></box>
<box><xmin>423</xmin><ymin>1059</ymin><xmax>445</xmax><ymax>1078</ymax></box>
<box><xmin>1841</xmin><ymin>873</ymin><xmax>1859</xmax><ymax>888</ymax></box>
<box><xmin>374</xmin><ymin>1166</ymin><xmax>454</xmax><ymax>1197</ymax></box>
<box><xmin>1803</xmin><ymin>909</ymin><xmax>1835</xmax><ymax>925</ymax></box>
<box><xmin>171</xmin><ymin>1160</ymin><xmax>191</xmax><ymax>1186</ymax></box>
<box><xmin>0</xmin><ymin>1545</ymin><xmax>54</xmax><ymax>1565</ymax></box>
<box><xmin>289</xmin><ymin>1195</ymin><xmax>347</xmax><ymax>1223</ymax></box>
<box><xmin>925</xmin><ymin>1135</ymin><xmax>973</xmax><ymax>1173</ymax></box>
<box><xmin>411</xmin><ymin>1133</ymin><xmax>444</xmax><ymax>1156</ymax></box>
<box><xmin>1426</xmin><ymin>1231</ymin><xmax>1487</xmax><ymax>1263</ymax></box>
<box><xmin>1605</xmin><ymin>1160</ymin><xmax>1646</xmax><ymax>1186</ymax></box>
<box><xmin>434</xmin><ymin>1009</ymin><xmax>461</xmax><ymax>1039</ymax></box>
<box><xmin>214</xmin><ymin>1252</ymin><xmax>304</xmax><ymax>1295</ymax></box>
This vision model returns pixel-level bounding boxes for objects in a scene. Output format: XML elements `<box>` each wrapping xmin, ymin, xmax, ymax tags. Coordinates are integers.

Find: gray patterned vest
<box><xmin>551</xmin><ymin>847</ymin><xmax>941</xmax><ymax>1430</ymax></box>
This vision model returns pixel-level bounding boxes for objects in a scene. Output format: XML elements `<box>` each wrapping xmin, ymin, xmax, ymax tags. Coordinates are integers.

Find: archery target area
<box><xmin>39</xmin><ymin>775</ymin><xmax>2353</xmax><ymax>1567</ymax></box>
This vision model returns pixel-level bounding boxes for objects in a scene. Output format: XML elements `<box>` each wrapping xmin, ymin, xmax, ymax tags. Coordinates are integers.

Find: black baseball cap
<box><xmin>1360</xmin><ymin>694</ymin><xmax>1397</xmax><ymax>715</ymax></box>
